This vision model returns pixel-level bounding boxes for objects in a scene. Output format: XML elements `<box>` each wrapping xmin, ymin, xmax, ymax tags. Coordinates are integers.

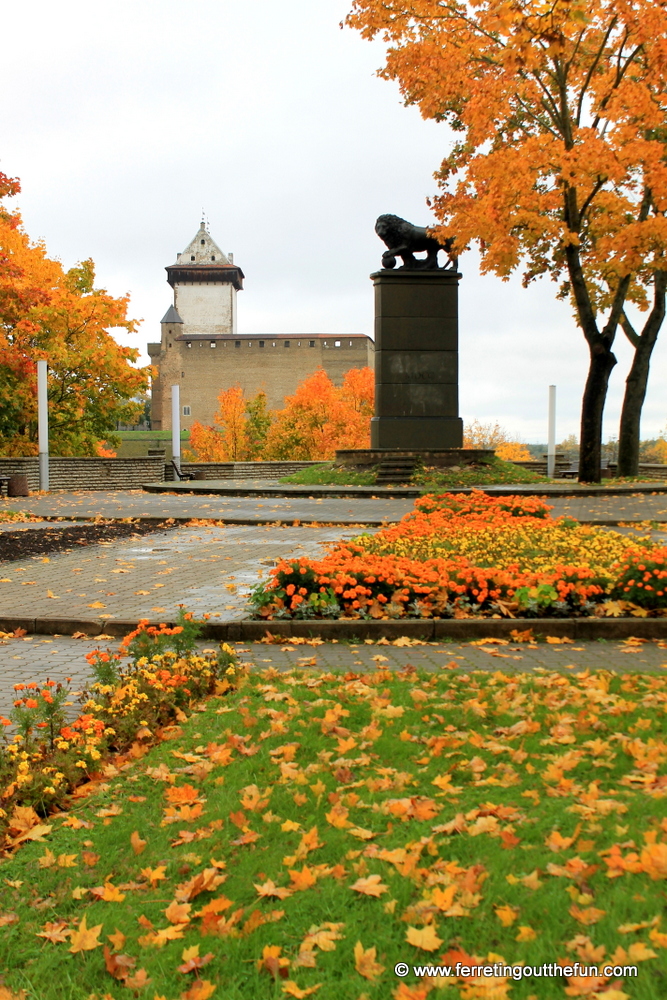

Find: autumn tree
<box><xmin>188</xmin><ymin>386</ymin><xmax>271</xmax><ymax>461</ymax></box>
<box><xmin>265</xmin><ymin>367</ymin><xmax>374</xmax><ymax>460</ymax></box>
<box><xmin>0</xmin><ymin>172</ymin><xmax>149</xmax><ymax>455</ymax></box>
<box><xmin>463</xmin><ymin>419</ymin><xmax>532</xmax><ymax>461</ymax></box>
<box><xmin>347</xmin><ymin>0</ymin><xmax>667</xmax><ymax>481</ymax></box>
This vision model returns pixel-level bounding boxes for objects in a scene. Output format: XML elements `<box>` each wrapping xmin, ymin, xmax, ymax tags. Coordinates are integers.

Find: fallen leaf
<box><xmin>405</xmin><ymin>925</ymin><xmax>443</xmax><ymax>952</ymax></box>
<box><xmin>282</xmin><ymin>983</ymin><xmax>322</xmax><ymax>998</ymax></box>
<box><xmin>495</xmin><ymin>905</ymin><xmax>519</xmax><ymax>927</ymax></box>
<box><xmin>354</xmin><ymin>940</ymin><xmax>385</xmax><ymax>980</ymax></box>
<box><xmin>177</xmin><ymin>944</ymin><xmax>215</xmax><ymax>975</ymax></box>
<box><xmin>69</xmin><ymin>915</ymin><xmax>103</xmax><ymax>953</ymax></box>
<box><xmin>350</xmin><ymin>874</ymin><xmax>388</xmax><ymax>897</ymax></box>
<box><xmin>36</xmin><ymin>920</ymin><xmax>69</xmax><ymax>942</ymax></box>
<box><xmin>130</xmin><ymin>830</ymin><xmax>147</xmax><ymax>855</ymax></box>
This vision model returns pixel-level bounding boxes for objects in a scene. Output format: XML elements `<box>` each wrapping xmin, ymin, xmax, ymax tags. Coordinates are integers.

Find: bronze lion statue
<box><xmin>375</xmin><ymin>214</ymin><xmax>457</xmax><ymax>270</ymax></box>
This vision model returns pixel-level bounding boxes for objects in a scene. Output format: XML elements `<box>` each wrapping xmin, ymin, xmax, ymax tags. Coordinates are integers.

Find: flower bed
<box><xmin>0</xmin><ymin>611</ymin><xmax>241</xmax><ymax>848</ymax></box>
<box><xmin>250</xmin><ymin>491</ymin><xmax>667</xmax><ymax>620</ymax></box>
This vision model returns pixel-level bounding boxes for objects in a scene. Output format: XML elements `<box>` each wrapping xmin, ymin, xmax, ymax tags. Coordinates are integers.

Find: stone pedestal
<box><xmin>370</xmin><ymin>268</ymin><xmax>463</xmax><ymax>450</ymax></box>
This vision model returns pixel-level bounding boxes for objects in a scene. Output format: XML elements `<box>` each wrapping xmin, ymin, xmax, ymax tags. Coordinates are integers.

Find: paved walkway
<box><xmin>2</xmin><ymin>489</ymin><xmax>667</xmax><ymax>524</ymax></box>
<box><xmin>1</xmin><ymin>634</ymin><xmax>665</xmax><ymax>717</ymax></box>
<box><xmin>0</xmin><ymin>523</ymin><xmax>363</xmax><ymax>626</ymax></box>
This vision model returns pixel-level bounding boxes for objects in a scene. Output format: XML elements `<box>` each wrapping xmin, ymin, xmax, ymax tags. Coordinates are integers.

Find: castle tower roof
<box><xmin>175</xmin><ymin>222</ymin><xmax>229</xmax><ymax>266</ymax></box>
<box><xmin>160</xmin><ymin>305</ymin><xmax>183</xmax><ymax>324</ymax></box>
<box><xmin>166</xmin><ymin>221</ymin><xmax>244</xmax><ymax>291</ymax></box>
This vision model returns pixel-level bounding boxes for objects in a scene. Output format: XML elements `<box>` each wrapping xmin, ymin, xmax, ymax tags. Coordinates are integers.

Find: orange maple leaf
<box><xmin>405</xmin><ymin>925</ymin><xmax>443</xmax><ymax>952</ymax></box>
<box><xmin>495</xmin><ymin>904</ymin><xmax>519</xmax><ymax>927</ymax></box>
<box><xmin>165</xmin><ymin>900</ymin><xmax>192</xmax><ymax>924</ymax></box>
<box><xmin>282</xmin><ymin>982</ymin><xmax>322</xmax><ymax>998</ymax></box>
<box><xmin>130</xmin><ymin>830</ymin><xmax>147</xmax><ymax>855</ymax></box>
<box><xmin>177</xmin><ymin>944</ymin><xmax>215</xmax><ymax>975</ymax></box>
<box><xmin>350</xmin><ymin>874</ymin><xmax>388</xmax><ymax>897</ymax></box>
<box><xmin>353</xmin><ymin>940</ymin><xmax>385</xmax><ymax>980</ymax></box>
<box><xmin>255</xmin><ymin>879</ymin><xmax>293</xmax><ymax>900</ymax></box>
<box><xmin>569</xmin><ymin>905</ymin><xmax>606</xmax><ymax>925</ymax></box>
<box><xmin>69</xmin><ymin>915</ymin><xmax>103</xmax><ymax>953</ymax></box>
<box><xmin>36</xmin><ymin>921</ymin><xmax>70</xmax><ymax>943</ymax></box>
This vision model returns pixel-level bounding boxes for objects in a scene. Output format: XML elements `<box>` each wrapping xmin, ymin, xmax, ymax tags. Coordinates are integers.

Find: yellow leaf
<box><xmin>130</xmin><ymin>830</ymin><xmax>147</xmax><ymax>855</ymax></box>
<box><xmin>255</xmin><ymin>879</ymin><xmax>293</xmax><ymax>900</ymax></box>
<box><xmin>350</xmin><ymin>874</ymin><xmax>388</xmax><ymax>897</ymax></box>
<box><xmin>569</xmin><ymin>905</ymin><xmax>606</xmax><ymax>925</ymax></box>
<box><xmin>38</xmin><ymin>848</ymin><xmax>56</xmax><ymax>869</ymax></box>
<box><xmin>107</xmin><ymin>928</ymin><xmax>126</xmax><ymax>950</ymax></box>
<box><xmin>46</xmin><ymin>590</ymin><xmax>59</xmax><ymax>599</ymax></box>
<box><xmin>515</xmin><ymin>925</ymin><xmax>538</xmax><ymax>941</ymax></box>
<box><xmin>495</xmin><ymin>905</ymin><xmax>519</xmax><ymax>927</ymax></box>
<box><xmin>57</xmin><ymin>853</ymin><xmax>77</xmax><ymax>868</ymax></box>
<box><xmin>354</xmin><ymin>941</ymin><xmax>385</xmax><ymax>980</ymax></box>
<box><xmin>68</xmin><ymin>915</ymin><xmax>103</xmax><ymax>953</ymax></box>
<box><xmin>405</xmin><ymin>925</ymin><xmax>443</xmax><ymax>952</ymax></box>
<box><xmin>87</xmin><ymin>601</ymin><xmax>106</xmax><ymax>609</ymax></box>
<box><xmin>282</xmin><ymin>983</ymin><xmax>322</xmax><ymax>998</ymax></box>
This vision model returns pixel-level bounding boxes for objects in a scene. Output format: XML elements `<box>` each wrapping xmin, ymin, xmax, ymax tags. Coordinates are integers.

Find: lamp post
<box><xmin>37</xmin><ymin>360</ymin><xmax>49</xmax><ymax>492</ymax></box>
<box><xmin>547</xmin><ymin>385</ymin><xmax>556</xmax><ymax>479</ymax></box>
<box><xmin>171</xmin><ymin>384</ymin><xmax>181</xmax><ymax>475</ymax></box>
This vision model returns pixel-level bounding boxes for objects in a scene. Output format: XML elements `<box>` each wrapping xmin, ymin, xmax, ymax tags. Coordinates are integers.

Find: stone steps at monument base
<box><xmin>375</xmin><ymin>459</ymin><xmax>417</xmax><ymax>485</ymax></box>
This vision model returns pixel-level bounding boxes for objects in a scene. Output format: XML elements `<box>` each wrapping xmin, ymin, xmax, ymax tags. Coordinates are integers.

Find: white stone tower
<box><xmin>148</xmin><ymin>222</ymin><xmax>244</xmax><ymax>430</ymax></box>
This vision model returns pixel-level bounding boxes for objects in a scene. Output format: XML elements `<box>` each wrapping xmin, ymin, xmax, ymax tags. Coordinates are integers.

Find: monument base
<box><xmin>336</xmin><ymin>448</ymin><xmax>494</xmax><ymax>469</ymax></box>
<box><xmin>371</xmin><ymin>416</ymin><xmax>464</xmax><ymax>450</ymax></box>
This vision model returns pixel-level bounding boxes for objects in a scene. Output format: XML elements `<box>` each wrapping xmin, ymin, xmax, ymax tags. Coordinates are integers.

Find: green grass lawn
<box><xmin>280</xmin><ymin>464</ymin><xmax>378</xmax><ymax>486</ymax></box>
<box><xmin>2</xmin><ymin>665</ymin><xmax>666</xmax><ymax>998</ymax></box>
<box><xmin>414</xmin><ymin>457</ymin><xmax>548</xmax><ymax>489</ymax></box>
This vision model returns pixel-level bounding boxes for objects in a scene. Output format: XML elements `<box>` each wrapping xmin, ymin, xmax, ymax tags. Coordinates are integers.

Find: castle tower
<box><xmin>148</xmin><ymin>222</ymin><xmax>244</xmax><ymax>431</ymax></box>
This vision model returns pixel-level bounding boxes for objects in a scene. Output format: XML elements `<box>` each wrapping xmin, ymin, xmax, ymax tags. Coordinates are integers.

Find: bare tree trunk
<box><xmin>617</xmin><ymin>272</ymin><xmax>667</xmax><ymax>477</ymax></box>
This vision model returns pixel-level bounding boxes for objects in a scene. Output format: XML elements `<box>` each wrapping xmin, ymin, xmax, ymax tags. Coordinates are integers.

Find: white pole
<box><xmin>171</xmin><ymin>384</ymin><xmax>181</xmax><ymax>475</ymax></box>
<box><xmin>547</xmin><ymin>384</ymin><xmax>556</xmax><ymax>478</ymax></box>
<box><xmin>37</xmin><ymin>360</ymin><xmax>49</xmax><ymax>492</ymax></box>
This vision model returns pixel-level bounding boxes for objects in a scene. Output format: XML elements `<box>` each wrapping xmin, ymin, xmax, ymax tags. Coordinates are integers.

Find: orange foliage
<box><xmin>346</xmin><ymin>0</ymin><xmax>667</xmax><ymax>479</ymax></box>
<box><xmin>463</xmin><ymin>420</ymin><xmax>531</xmax><ymax>462</ymax></box>
<box><xmin>0</xmin><ymin>171</ymin><xmax>149</xmax><ymax>456</ymax></box>
<box><xmin>265</xmin><ymin>366</ymin><xmax>374</xmax><ymax>460</ymax></box>
<box><xmin>189</xmin><ymin>367</ymin><xmax>374</xmax><ymax>462</ymax></box>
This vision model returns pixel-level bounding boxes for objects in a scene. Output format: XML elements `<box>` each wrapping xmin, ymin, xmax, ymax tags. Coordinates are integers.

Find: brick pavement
<box><xmin>1</xmin><ymin>633</ymin><xmax>665</xmax><ymax>718</ymax></box>
<box><xmin>2</xmin><ymin>489</ymin><xmax>667</xmax><ymax>524</ymax></box>
<box><xmin>0</xmin><ymin>523</ymin><xmax>365</xmax><ymax>627</ymax></box>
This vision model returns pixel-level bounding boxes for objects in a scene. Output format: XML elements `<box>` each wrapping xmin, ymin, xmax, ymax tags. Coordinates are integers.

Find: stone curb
<box><xmin>2</xmin><ymin>615</ymin><xmax>665</xmax><ymax>641</ymax></box>
<box><xmin>141</xmin><ymin>480</ymin><xmax>667</xmax><ymax>499</ymax></box>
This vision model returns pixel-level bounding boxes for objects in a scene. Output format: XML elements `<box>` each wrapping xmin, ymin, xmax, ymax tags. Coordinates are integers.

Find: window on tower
<box><xmin>201</xmin><ymin>239</ymin><xmax>205</xmax><ymax>244</ymax></box>
<box><xmin>191</xmin><ymin>255</ymin><xmax>195</xmax><ymax>261</ymax></box>
<box><xmin>259</xmin><ymin>341</ymin><xmax>265</xmax><ymax>348</ymax></box>
<box><xmin>235</xmin><ymin>341</ymin><xmax>241</xmax><ymax>347</ymax></box>
<box><xmin>186</xmin><ymin>342</ymin><xmax>191</xmax><ymax>348</ymax></box>
<box><xmin>210</xmin><ymin>341</ymin><xmax>216</xmax><ymax>348</ymax></box>
<box><xmin>183</xmin><ymin>405</ymin><xmax>191</xmax><ymax>416</ymax></box>
<box><xmin>211</xmin><ymin>255</ymin><xmax>215</xmax><ymax>261</ymax></box>
<box><xmin>284</xmin><ymin>341</ymin><xmax>290</xmax><ymax>347</ymax></box>
<box><xmin>309</xmin><ymin>340</ymin><xmax>315</xmax><ymax>347</ymax></box>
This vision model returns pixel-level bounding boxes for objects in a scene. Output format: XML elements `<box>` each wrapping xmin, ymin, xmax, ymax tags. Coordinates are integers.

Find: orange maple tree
<box><xmin>189</xmin><ymin>368</ymin><xmax>374</xmax><ymax>463</ymax></box>
<box><xmin>189</xmin><ymin>386</ymin><xmax>272</xmax><ymax>461</ymax></box>
<box><xmin>346</xmin><ymin>0</ymin><xmax>667</xmax><ymax>481</ymax></box>
<box><xmin>0</xmin><ymin>171</ymin><xmax>149</xmax><ymax>456</ymax></box>
<box><xmin>265</xmin><ymin>366</ymin><xmax>374</xmax><ymax>460</ymax></box>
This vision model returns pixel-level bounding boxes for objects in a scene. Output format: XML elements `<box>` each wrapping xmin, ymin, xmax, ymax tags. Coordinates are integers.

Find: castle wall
<box><xmin>151</xmin><ymin>334</ymin><xmax>374</xmax><ymax>431</ymax></box>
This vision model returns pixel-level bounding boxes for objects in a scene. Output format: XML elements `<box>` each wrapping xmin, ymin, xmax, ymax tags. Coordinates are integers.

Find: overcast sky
<box><xmin>3</xmin><ymin>0</ymin><xmax>665</xmax><ymax>442</ymax></box>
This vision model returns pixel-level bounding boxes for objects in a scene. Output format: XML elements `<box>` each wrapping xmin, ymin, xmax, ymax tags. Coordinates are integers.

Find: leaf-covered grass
<box><xmin>280</xmin><ymin>463</ymin><xmax>378</xmax><ymax>486</ymax></box>
<box><xmin>2</xmin><ymin>666</ymin><xmax>666</xmax><ymax>999</ymax></box>
<box><xmin>414</xmin><ymin>457</ymin><xmax>548</xmax><ymax>490</ymax></box>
